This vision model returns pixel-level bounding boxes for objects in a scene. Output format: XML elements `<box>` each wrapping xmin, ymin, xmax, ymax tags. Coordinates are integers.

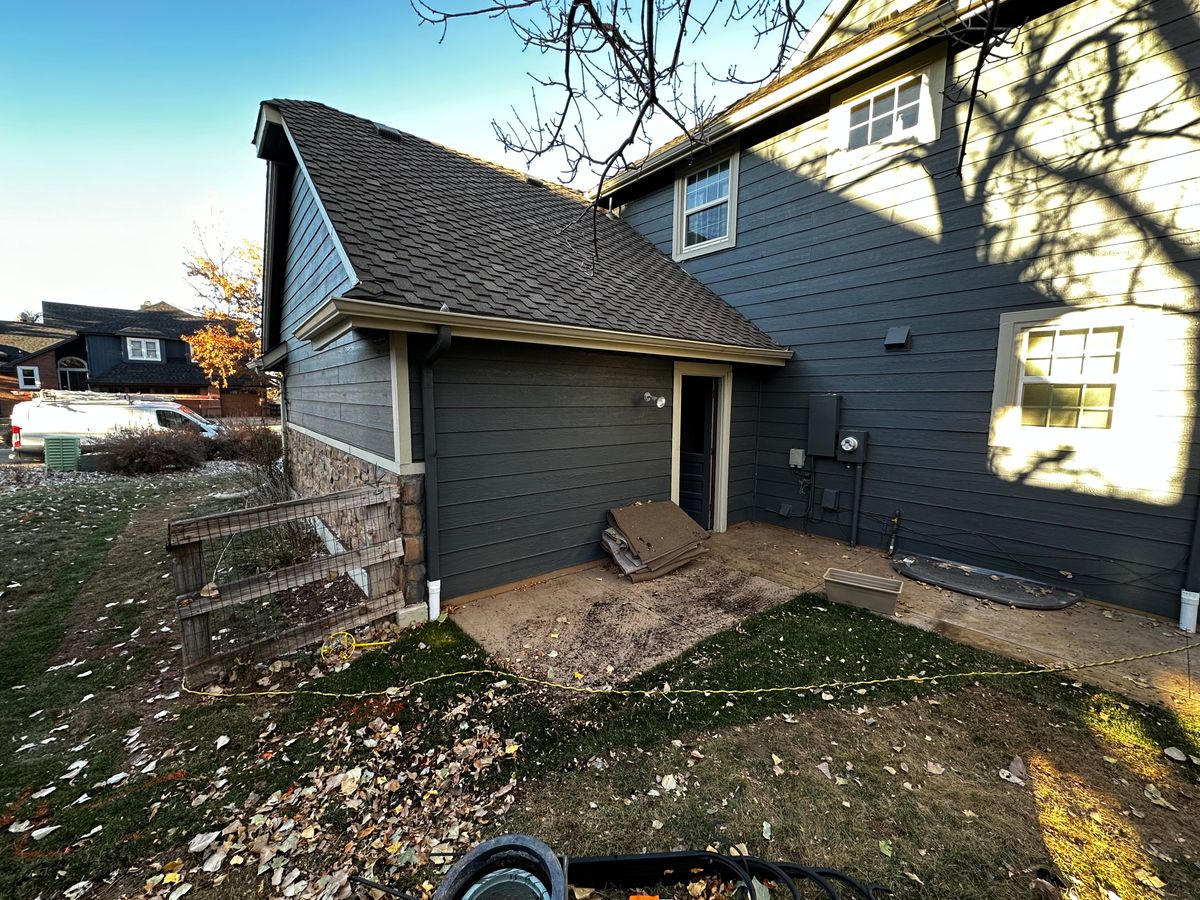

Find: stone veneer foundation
<box><xmin>285</xmin><ymin>426</ymin><xmax>427</xmax><ymax>607</ymax></box>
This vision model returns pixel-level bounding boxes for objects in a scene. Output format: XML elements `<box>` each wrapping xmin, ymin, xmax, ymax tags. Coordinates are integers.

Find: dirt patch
<box><xmin>453</xmin><ymin>556</ymin><xmax>793</xmax><ymax>690</ymax></box>
<box><xmin>277</xmin><ymin>573</ymin><xmax>365</xmax><ymax>621</ymax></box>
<box><xmin>503</xmin><ymin>685</ymin><xmax>1200</xmax><ymax>899</ymax></box>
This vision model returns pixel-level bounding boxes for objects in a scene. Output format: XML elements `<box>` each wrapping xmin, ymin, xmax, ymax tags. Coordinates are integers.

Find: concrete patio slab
<box><xmin>451</xmin><ymin>522</ymin><xmax>1199</xmax><ymax>716</ymax></box>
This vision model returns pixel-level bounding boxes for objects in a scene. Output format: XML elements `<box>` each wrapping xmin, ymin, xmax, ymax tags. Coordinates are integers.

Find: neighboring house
<box><xmin>0</xmin><ymin>320</ymin><xmax>80</xmax><ymax>418</ymax></box>
<box><xmin>255</xmin><ymin>0</ymin><xmax>1200</xmax><ymax>622</ymax></box>
<box><xmin>0</xmin><ymin>301</ymin><xmax>265</xmax><ymax>418</ymax></box>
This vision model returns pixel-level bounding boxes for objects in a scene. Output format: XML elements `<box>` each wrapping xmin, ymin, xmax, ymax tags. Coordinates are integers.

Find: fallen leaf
<box><xmin>188</xmin><ymin>831</ymin><xmax>220</xmax><ymax>854</ymax></box>
<box><xmin>1144</xmin><ymin>784</ymin><xmax>1177</xmax><ymax>810</ymax></box>
<box><xmin>925</xmin><ymin>762</ymin><xmax>945</xmax><ymax>776</ymax></box>
<box><xmin>879</xmin><ymin>839</ymin><xmax>893</xmax><ymax>857</ymax></box>
<box><xmin>762</xmin><ymin>821</ymin><xmax>772</xmax><ymax>840</ymax></box>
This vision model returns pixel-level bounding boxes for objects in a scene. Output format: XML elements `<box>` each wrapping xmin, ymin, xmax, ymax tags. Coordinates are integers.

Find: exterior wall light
<box><xmin>643</xmin><ymin>391</ymin><xmax>667</xmax><ymax>409</ymax></box>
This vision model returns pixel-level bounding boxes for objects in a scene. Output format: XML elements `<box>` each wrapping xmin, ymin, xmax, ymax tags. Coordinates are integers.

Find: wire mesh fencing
<box><xmin>167</xmin><ymin>485</ymin><xmax>407</xmax><ymax>685</ymax></box>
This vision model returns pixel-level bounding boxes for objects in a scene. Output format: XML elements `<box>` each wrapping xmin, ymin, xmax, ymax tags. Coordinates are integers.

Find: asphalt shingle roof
<box><xmin>0</xmin><ymin>321</ymin><xmax>77</xmax><ymax>367</ymax></box>
<box><xmin>86</xmin><ymin>361</ymin><xmax>211</xmax><ymax>388</ymax></box>
<box><xmin>42</xmin><ymin>302</ymin><xmax>205</xmax><ymax>339</ymax></box>
<box><xmin>267</xmin><ymin>100</ymin><xmax>781</xmax><ymax>353</ymax></box>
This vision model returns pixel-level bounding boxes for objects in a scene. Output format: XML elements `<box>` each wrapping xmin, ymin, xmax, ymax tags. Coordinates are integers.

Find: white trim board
<box><xmin>390</xmin><ymin>333</ymin><xmax>414</xmax><ymax>466</ymax></box>
<box><xmin>296</xmin><ymin>296</ymin><xmax>792</xmax><ymax>366</ymax></box>
<box><xmin>670</xmin><ymin>361</ymin><xmax>733</xmax><ymax>533</ymax></box>
<box><xmin>286</xmin><ymin>421</ymin><xmax>425</xmax><ymax>476</ymax></box>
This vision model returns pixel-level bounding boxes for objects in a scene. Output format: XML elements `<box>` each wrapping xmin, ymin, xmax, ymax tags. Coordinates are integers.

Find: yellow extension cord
<box><xmin>179</xmin><ymin>630</ymin><xmax>1200</xmax><ymax>703</ymax></box>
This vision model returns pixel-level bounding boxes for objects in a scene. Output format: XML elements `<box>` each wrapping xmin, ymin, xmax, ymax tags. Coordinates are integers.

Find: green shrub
<box><xmin>94</xmin><ymin>427</ymin><xmax>207</xmax><ymax>475</ymax></box>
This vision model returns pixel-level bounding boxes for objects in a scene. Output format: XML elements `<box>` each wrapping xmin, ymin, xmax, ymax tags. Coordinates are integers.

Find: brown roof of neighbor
<box><xmin>0</xmin><ymin>321</ymin><xmax>77</xmax><ymax>367</ymax></box>
<box><xmin>266</xmin><ymin>100</ymin><xmax>782</xmax><ymax>353</ymax></box>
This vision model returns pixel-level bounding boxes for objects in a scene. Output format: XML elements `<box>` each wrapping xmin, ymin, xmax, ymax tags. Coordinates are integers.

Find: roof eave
<box><xmin>601</xmin><ymin>0</ymin><xmax>986</xmax><ymax>198</ymax></box>
<box><xmin>294</xmin><ymin>296</ymin><xmax>792</xmax><ymax>366</ymax></box>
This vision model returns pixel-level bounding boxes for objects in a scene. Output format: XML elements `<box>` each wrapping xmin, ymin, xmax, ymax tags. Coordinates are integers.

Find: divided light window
<box><xmin>126</xmin><ymin>337</ymin><xmax>162</xmax><ymax>361</ymax></box>
<box><xmin>673</xmin><ymin>153</ymin><xmax>739</xmax><ymax>260</ymax></box>
<box><xmin>17</xmin><ymin>365</ymin><xmax>40</xmax><ymax>390</ymax></box>
<box><xmin>1018</xmin><ymin>325</ymin><xmax>1122</xmax><ymax>429</ymax></box>
<box><xmin>684</xmin><ymin>161</ymin><xmax>731</xmax><ymax>246</ymax></box>
<box><xmin>847</xmin><ymin>75</ymin><xmax>922</xmax><ymax>150</ymax></box>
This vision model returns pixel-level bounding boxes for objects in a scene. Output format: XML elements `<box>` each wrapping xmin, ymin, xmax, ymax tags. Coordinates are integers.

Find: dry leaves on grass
<box><xmin>144</xmin><ymin>684</ymin><xmax>522</xmax><ymax>899</ymax></box>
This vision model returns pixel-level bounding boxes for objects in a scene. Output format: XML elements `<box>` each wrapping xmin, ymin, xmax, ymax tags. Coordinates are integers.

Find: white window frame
<box><xmin>672</xmin><ymin>151</ymin><xmax>740</xmax><ymax>261</ymax></box>
<box><xmin>126</xmin><ymin>337</ymin><xmax>162</xmax><ymax>362</ymax></box>
<box><xmin>16</xmin><ymin>365</ymin><xmax>40</xmax><ymax>390</ymax></box>
<box><xmin>826</xmin><ymin>46</ymin><xmax>946</xmax><ymax>177</ymax></box>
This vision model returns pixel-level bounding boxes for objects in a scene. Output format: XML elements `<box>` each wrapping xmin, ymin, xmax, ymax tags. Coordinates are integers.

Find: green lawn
<box><xmin>2</xmin><ymin>473</ymin><xmax>1198</xmax><ymax>900</ymax></box>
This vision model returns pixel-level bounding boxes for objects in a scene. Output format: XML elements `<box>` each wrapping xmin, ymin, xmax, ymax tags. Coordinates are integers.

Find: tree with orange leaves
<box><xmin>183</xmin><ymin>237</ymin><xmax>264</xmax><ymax>387</ymax></box>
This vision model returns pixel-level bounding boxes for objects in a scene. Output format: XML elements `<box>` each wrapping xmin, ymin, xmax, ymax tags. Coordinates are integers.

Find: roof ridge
<box><xmin>267</xmin><ymin>99</ymin><xmax>589</xmax><ymax>203</ymax></box>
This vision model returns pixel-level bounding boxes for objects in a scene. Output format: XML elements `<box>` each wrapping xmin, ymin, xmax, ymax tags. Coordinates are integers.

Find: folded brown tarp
<box><xmin>603</xmin><ymin>500</ymin><xmax>708</xmax><ymax>581</ymax></box>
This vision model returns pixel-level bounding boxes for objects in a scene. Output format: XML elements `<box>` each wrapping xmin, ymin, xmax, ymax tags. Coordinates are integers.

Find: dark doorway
<box><xmin>678</xmin><ymin>375</ymin><xmax>717</xmax><ymax>529</ymax></box>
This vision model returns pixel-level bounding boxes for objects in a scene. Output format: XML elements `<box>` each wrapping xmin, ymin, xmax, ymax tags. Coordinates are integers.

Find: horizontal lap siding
<box><xmin>621</xmin><ymin>0</ymin><xmax>1200</xmax><ymax>616</ymax></box>
<box><xmin>280</xmin><ymin>173</ymin><xmax>394</xmax><ymax>459</ymax></box>
<box><xmin>435</xmin><ymin>339</ymin><xmax>672</xmax><ymax>598</ymax></box>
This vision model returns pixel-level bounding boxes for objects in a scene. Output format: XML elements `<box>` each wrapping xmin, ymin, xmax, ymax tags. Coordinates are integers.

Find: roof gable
<box><xmin>0</xmin><ymin>321</ymin><xmax>77</xmax><ymax>368</ymax></box>
<box><xmin>260</xmin><ymin>100</ymin><xmax>782</xmax><ymax>355</ymax></box>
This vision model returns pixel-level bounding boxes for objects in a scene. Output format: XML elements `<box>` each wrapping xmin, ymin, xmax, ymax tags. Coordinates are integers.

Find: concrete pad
<box><xmin>451</xmin><ymin>521</ymin><xmax>1200</xmax><ymax>716</ymax></box>
<box><xmin>451</xmin><ymin>553</ymin><xmax>792</xmax><ymax>692</ymax></box>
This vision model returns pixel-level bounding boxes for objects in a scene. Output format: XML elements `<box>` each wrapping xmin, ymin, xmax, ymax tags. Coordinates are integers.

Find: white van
<box><xmin>10</xmin><ymin>392</ymin><xmax>221</xmax><ymax>456</ymax></box>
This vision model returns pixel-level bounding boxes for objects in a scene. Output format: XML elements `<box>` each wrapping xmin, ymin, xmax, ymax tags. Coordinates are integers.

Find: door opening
<box><xmin>678</xmin><ymin>374</ymin><xmax>717</xmax><ymax>529</ymax></box>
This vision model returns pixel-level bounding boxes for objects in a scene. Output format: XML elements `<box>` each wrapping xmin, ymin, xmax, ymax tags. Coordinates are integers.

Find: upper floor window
<box><xmin>826</xmin><ymin>47</ymin><xmax>947</xmax><ymax>176</ymax></box>
<box><xmin>847</xmin><ymin>75</ymin><xmax>923</xmax><ymax>150</ymax></box>
<box><xmin>17</xmin><ymin>365</ymin><xmax>40</xmax><ymax>390</ymax></box>
<box><xmin>673</xmin><ymin>153</ymin><xmax>739</xmax><ymax>261</ymax></box>
<box><xmin>126</xmin><ymin>337</ymin><xmax>162</xmax><ymax>361</ymax></box>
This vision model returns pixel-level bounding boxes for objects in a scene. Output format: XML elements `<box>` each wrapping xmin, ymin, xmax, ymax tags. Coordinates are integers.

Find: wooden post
<box><xmin>170</xmin><ymin>541</ymin><xmax>211</xmax><ymax>666</ymax></box>
<box><xmin>363</xmin><ymin>499</ymin><xmax>400</xmax><ymax>616</ymax></box>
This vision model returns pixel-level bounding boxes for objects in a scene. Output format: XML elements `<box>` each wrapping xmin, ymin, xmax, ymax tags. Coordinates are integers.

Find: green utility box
<box><xmin>43</xmin><ymin>436</ymin><xmax>82</xmax><ymax>471</ymax></box>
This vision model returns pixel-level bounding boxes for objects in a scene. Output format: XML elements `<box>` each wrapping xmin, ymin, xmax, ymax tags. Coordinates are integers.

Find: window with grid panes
<box><xmin>847</xmin><ymin>75</ymin><xmax>923</xmax><ymax>150</ymax></box>
<box><xmin>1018</xmin><ymin>325</ymin><xmax>1122</xmax><ymax>429</ymax></box>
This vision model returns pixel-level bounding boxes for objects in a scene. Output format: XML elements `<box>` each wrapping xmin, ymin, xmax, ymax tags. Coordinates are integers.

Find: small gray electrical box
<box><xmin>808</xmin><ymin>394</ymin><xmax>841</xmax><ymax>457</ymax></box>
<box><xmin>788</xmin><ymin>448</ymin><xmax>806</xmax><ymax>468</ymax></box>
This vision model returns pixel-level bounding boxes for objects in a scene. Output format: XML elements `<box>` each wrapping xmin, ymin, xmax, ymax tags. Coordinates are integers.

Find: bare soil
<box><xmin>453</xmin><ymin>556</ymin><xmax>793</xmax><ymax>691</ymax></box>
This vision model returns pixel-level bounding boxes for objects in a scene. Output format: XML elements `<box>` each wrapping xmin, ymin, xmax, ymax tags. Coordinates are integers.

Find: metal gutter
<box><xmin>294</xmin><ymin>296</ymin><xmax>792</xmax><ymax>367</ymax></box>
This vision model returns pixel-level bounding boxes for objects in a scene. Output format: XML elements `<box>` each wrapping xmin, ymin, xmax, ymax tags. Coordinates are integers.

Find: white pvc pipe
<box><xmin>428</xmin><ymin>579</ymin><xmax>442</xmax><ymax>620</ymax></box>
<box><xmin>1180</xmin><ymin>589</ymin><xmax>1198</xmax><ymax>634</ymax></box>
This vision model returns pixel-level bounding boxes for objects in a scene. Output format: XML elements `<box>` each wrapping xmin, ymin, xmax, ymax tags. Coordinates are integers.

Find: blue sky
<box><xmin>0</xmin><ymin>0</ymin><xmax>820</xmax><ymax>319</ymax></box>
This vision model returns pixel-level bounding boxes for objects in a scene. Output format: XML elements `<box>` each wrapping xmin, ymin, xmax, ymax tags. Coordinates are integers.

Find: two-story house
<box><xmin>254</xmin><ymin>0</ymin><xmax>1200</xmax><ymax>624</ymax></box>
<box><xmin>1</xmin><ymin>301</ymin><xmax>266</xmax><ymax>419</ymax></box>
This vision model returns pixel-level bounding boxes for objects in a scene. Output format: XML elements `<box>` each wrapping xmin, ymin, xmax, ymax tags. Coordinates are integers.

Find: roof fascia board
<box><xmin>269</xmin><ymin>110</ymin><xmax>362</xmax><ymax>297</ymax></box>
<box><xmin>258</xmin><ymin>343</ymin><xmax>289</xmax><ymax>370</ymax></box>
<box><xmin>604</xmin><ymin>0</ymin><xmax>987</xmax><ymax>195</ymax></box>
<box><xmin>295</xmin><ymin>296</ymin><xmax>792</xmax><ymax>366</ymax></box>
<box><xmin>792</xmin><ymin>0</ymin><xmax>858</xmax><ymax>63</ymax></box>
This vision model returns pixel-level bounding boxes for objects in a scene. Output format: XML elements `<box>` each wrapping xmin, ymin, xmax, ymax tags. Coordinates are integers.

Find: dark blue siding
<box><xmin>280</xmin><ymin>171</ymin><xmax>395</xmax><ymax>459</ymax></box>
<box><xmin>620</xmin><ymin>0</ymin><xmax>1200</xmax><ymax>616</ymax></box>
<box><xmin>434</xmin><ymin>339</ymin><xmax>673</xmax><ymax>598</ymax></box>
